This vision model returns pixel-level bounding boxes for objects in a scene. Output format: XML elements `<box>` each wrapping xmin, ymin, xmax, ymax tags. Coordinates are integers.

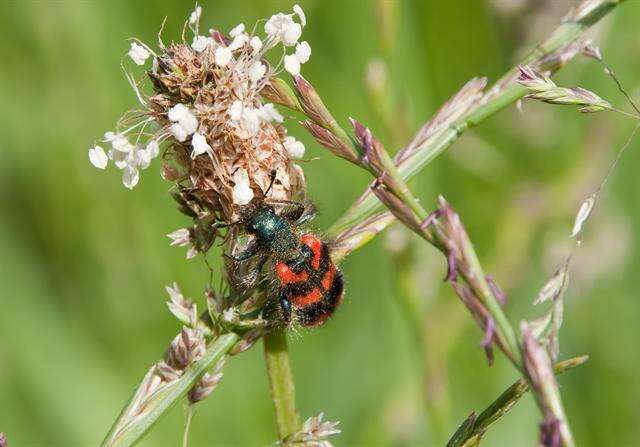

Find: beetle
<box><xmin>228</xmin><ymin>178</ymin><xmax>344</xmax><ymax>326</ymax></box>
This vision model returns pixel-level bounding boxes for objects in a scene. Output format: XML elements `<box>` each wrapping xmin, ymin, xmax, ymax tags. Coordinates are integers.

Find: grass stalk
<box><xmin>263</xmin><ymin>328</ymin><xmax>300</xmax><ymax>440</ymax></box>
<box><xmin>447</xmin><ymin>356</ymin><xmax>588</xmax><ymax>447</ymax></box>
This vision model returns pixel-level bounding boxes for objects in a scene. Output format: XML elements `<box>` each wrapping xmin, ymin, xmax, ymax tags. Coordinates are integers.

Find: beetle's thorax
<box><xmin>246</xmin><ymin>206</ymin><xmax>300</xmax><ymax>259</ymax></box>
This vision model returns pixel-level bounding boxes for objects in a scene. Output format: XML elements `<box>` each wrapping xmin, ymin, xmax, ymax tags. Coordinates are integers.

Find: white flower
<box><xmin>258</xmin><ymin>103</ymin><xmax>283</xmax><ymax>123</ymax></box>
<box><xmin>293</xmin><ymin>4</ymin><xmax>306</xmax><ymax>27</ymax></box>
<box><xmin>228</xmin><ymin>33</ymin><xmax>249</xmax><ymax>51</ymax></box>
<box><xmin>179</xmin><ymin>112</ymin><xmax>198</xmax><ymax>135</ymax></box>
<box><xmin>170</xmin><ymin>123</ymin><xmax>188</xmax><ymax>142</ymax></box>
<box><xmin>283</xmin><ymin>136</ymin><xmax>305</xmax><ymax>159</ymax></box>
<box><xmin>109</xmin><ymin>148</ymin><xmax>128</xmax><ymax>169</ymax></box>
<box><xmin>105</xmin><ymin>132</ymin><xmax>134</xmax><ymax>153</ymax></box>
<box><xmin>248</xmin><ymin>61</ymin><xmax>266</xmax><ymax>83</ymax></box>
<box><xmin>232</xmin><ymin>168</ymin><xmax>254</xmax><ymax>205</ymax></box>
<box><xmin>122</xmin><ymin>165</ymin><xmax>139</xmax><ymax>189</ymax></box>
<box><xmin>228</xmin><ymin>100</ymin><xmax>243</xmax><ymax>121</ymax></box>
<box><xmin>229</xmin><ymin>23</ymin><xmax>245</xmax><ymax>37</ymax></box>
<box><xmin>168</xmin><ymin>104</ymin><xmax>198</xmax><ymax>141</ymax></box>
<box><xmin>284</xmin><ymin>54</ymin><xmax>301</xmax><ymax>75</ymax></box>
<box><xmin>241</xmin><ymin>107</ymin><xmax>261</xmax><ymax>135</ymax></box>
<box><xmin>192</xmin><ymin>35</ymin><xmax>214</xmax><ymax>52</ymax></box>
<box><xmin>186</xmin><ymin>245</ymin><xmax>198</xmax><ymax>259</ymax></box>
<box><xmin>167</xmin><ymin>228</ymin><xmax>198</xmax><ymax>259</ymax></box>
<box><xmin>168</xmin><ymin>103</ymin><xmax>188</xmax><ymax>121</ymax></box>
<box><xmin>295</xmin><ymin>41</ymin><xmax>311</xmax><ymax>63</ymax></box>
<box><xmin>229</xmin><ymin>102</ymin><xmax>261</xmax><ymax>136</ymax></box>
<box><xmin>128</xmin><ymin>42</ymin><xmax>150</xmax><ymax>65</ymax></box>
<box><xmin>265</xmin><ymin>13</ymin><xmax>301</xmax><ymax>46</ymax></box>
<box><xmin>283</xmin><ymin>41</ymin><xmax>311</xmax><ymax>75</ymax></box>
<box><xmin>88</xmin><ymin>145</ymin><xmax>108</xmax><ymax>169</ymax></box>
<box><xmin>282</xmin><ymin>22</ymin><xmax>302</xmax><ymax>46</ymax></box>
<box><xmin>189</xmin><ymin>6</ymin><xmax>202</xmax><ymax>25</ymax></box>
<box><xmin>147</xmin><ymin>140</ymin><xmax>160</xmax><ymax>158</ymax></box>
<box><xmin>167</xmin><ymin>228</ymin><xmax>191</xmax><ymax>247</ymax></box>
<box><xmin>191</xmin><ymin>132</ymin><xmax>212</xmax><ymax>158</ymax></box>
<box><xmin>250</xmin><ymin>36</ymin><xmax>263</xmax><ymax>53</ymax></box>
<box><xmin>136</xmin><ymin>146</ymin><xmax>153</xmax><ymax>170</ymax></box>
<box><xmin>215</xmin><ymin>45</ymin><xmax>232</xmax><ymax>66</ymax></box>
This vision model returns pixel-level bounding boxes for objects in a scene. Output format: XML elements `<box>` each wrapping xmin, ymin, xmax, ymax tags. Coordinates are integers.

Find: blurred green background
<box><xmin>1</xmin><ymin>1</ymin><xmax>639</xmax><ymax>446</ymax></box>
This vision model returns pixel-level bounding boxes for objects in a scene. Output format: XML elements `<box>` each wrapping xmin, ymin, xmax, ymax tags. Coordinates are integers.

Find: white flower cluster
<box><xmin>90</xmin><ymin>4</ymin><xmax>309</xmax><ymax>195</ymax></box>
<box><xmin>89</xmin><ymin>130</ymin><xmax>160</xmax><ymax>189</ymax></box>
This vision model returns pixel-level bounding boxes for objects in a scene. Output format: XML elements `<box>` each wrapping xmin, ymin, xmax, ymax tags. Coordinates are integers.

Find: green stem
<box><xmin>102</xmin><ymin>332</ymin><xmax>239</xmax><ymax>447</ymax></box>
<box><xmin>447</xmin><ymin>356</ymin><xmax>588</xmax><ymax>447</ymax></box>
<box><xmin>263</xmin><ymin>328</ymin><xmax>300</xmax><ymax>440</ymax></box>
<box><xmin>182</xmin><ymin>406</ymin><xmax>194</xmax><ymax>447</ymax></box>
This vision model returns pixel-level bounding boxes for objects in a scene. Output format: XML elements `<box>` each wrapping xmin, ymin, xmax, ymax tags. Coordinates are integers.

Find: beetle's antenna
<box><xmin>264</xmin><ymin>169</ymin><xmax>277</xmax><ymax>197</ymax></box>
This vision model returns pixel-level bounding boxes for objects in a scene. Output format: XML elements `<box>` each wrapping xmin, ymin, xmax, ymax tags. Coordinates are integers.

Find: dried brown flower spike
<box><xmin>89</xmin><ymin>5</ymin><xmax>312</xmax><ymax>236</ymax></box>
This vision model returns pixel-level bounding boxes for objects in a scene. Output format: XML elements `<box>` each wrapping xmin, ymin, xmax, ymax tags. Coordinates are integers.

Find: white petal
<box><xmin>293</xmin><ymin>4</ymin><xmax>306</xmax><ymax>27</ymax></box>
<box><xmin>229</xmin><ymin>23</ymin><xmax>245</xmax><ymax>38</ymax></box>
<box><xmin>110</xmin><ymin>149</ymin><xmax>128</xmax><ymax>169</ymax></box>
<box><xmin>258</xmin><ymin>103</ymin><xmax>283</xmax><ymax>123</ymax></box>
<box><xmin>248</xmin><ymin>61</ymin><xmax>266</xmax><ymax>83</ymax></box>
<box><xmin>241</xmin><ymin>108</ymin><xmax>261</xmax><ymax>136</ymax></box>
<box><xmin>283</xmin><ymin>136</ymin><xmax>305</xmax><ymax>159</ymax></box>
<box><xmin>168</xmin><ymin>103</ymin><xmax>188</xmax><ymax>122</ymax></box>
<box><xmin>88</xmin><ymin>146</ymin><xmax>108</xmax><ymax>169</ymax></box>
<box><xmin>170</xmin><ymin>123</ymin><xmax>188</xmax><ymax>142</ymax></box>
<box><xmin>229</xmin><ymin>34</ymin><xmax>249</xmax><ymax>51</ymax></box>
<box><xmin>192</xmin><ymin>35</ymin><xmax>213</xmax><ymax>52</ymax></box>
<box><xmin>179</xmin><ymin>111</ymin><xmax>199</xmax><ymax>135</ymax></box>
<box><xmin>189</xmin><ymin>6</ymin><xmax>202</xmax><ymax>25</ymax></box>
<box><xmin>232</xmin><ymin>168</ymin><xmax>254</xmax><ymax>205</ymax></box>
<box><xmin>215</xmin><ymin>46</ymin><xmax>232</xmax><ymax>66</ymax></box>
<box><xmin>147</xmin><ymin>140</ymin><xmax>160</xmax><ymax>158</ymax></box>
<box><xmin>295</xmin><ymin>41</ymin><xmax>311</xmax><ymax>63</ymax></box>
<box><xmin>111</xmin><ymin>135</ymin><xmax>134</xmax><ymax>153</ymax></box>
<box><xmin>571</xmin><ymin>194</ymin><xmax>596</xmax><ymax>238</ymax></box>
<box><xmin>128</xmin><ymin>42</ymin><xmax>150</xmax><ymax>65</ymax></box>
<box><xmin>229</xmin><ymin>100</ymin><xmax>243</xmax><ymax>121</ymax></box>
<box><xmin>191</xmin><ymin>132</ymin><xmax>212</xmax><ymax>158</ymax></box>
<box><xmin>250</xmin><ymin>36</ymin><xmax>263</xmax><ymax>53</ymax></box>
<box><xmin>167</xmin><ymin>228</ymin><xmax>191</xmax><ymax>247</ymax></box>
<box><xmin>186</xmin><ymin>244</ymin><xmax>199</xmax><ymax>259</ymax></box>
<box><xmin>284</xmin><ymin>54</ymin><xmax>301</xmax><ymax>75</ymax></box>
<box><xmin>282</xmin><ymin>22</ymin><xmax>302</xmax><ymax>46</ymax></box>
<box><xmin>136</xmin><ymin>147</ymin><xmax>152</xmax><ymax>170</ymax></box>
<box><xmin>122</xmin><ymin>166</ymin><xmax>139</xmax><ymax>189</ymax></box>
<box><xmin>264</xmin><ymin>14</ymin><xmax>284</xmax><ymax>36</ymax></box>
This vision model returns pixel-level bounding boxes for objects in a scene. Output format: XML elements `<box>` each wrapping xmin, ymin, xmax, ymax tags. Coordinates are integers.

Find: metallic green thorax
<box><xmin>246</xmin><ymin>207</ymin><xmax>299</xmax><ymax>259</ymax></box>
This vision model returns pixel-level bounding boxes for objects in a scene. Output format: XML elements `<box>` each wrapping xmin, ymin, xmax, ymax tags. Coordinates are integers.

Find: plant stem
<box><xmin>102</xmin><ymin>332</ymin><xmax>239</xmax><ymax>447</ymax></box>
<box><xmin>447</xmin><ymin>356</ymin><xmax>588</xmax><ymax>447</ymax></box>
<box><xmin>182</xmin><ymin>405</ymin><xmax>194</xmax><ymax>447</ymax></box>
<box><xmin>263</xmin><ymin>328</ymin><xmax>300</xmax><ymax>440</ymax></box>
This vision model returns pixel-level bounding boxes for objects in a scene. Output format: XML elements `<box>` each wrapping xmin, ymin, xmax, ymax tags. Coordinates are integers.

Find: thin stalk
<box><xmin>263</xmin><ymin>328</ymin><xmax>300</xmax><ymax>440</ymax></box>
<box><xmin>182</xmin><ymin>406</ymin><xmax>194</xmax><ymax>447</ymax></box>
<box><xmin>101</xmin><ymin>332</ymin><xmax>239</xmax><ymax>447</ymax></box>
<box><xmin>447</xmin><ymin>356</ymin><xmax>588</xmax><ymax>447</ymax></box>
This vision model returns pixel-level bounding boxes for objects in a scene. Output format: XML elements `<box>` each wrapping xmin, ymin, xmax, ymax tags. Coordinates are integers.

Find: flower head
<box><xmin>89</xmin><ymin>5</ymin><xmax>310</xmax><ymax>215</ymax></box>
<box><xmin>128</xmin><ymin>42</ymin><xmax>150</xmax><ymax>65</ymax></box>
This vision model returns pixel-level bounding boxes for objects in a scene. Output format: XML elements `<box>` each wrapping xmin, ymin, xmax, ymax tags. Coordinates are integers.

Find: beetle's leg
<box><xmin>277</xmin><ymin>201</ymin><xmax>316</xmax><ymax>226</ymax></box>
<box><xmin>227</xmin><ymin>240</ymin><xmax>261</xmax><ymax>262</ymax></box>
<box><xmin>241</xmin><ymin>254</ymin><xmax>269</xmax><ymax>289</ymax></box>
<box><xmin>278</xmin><ymin>292</ymin><xmax>292</xmax><ymax>326</ymax></box>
